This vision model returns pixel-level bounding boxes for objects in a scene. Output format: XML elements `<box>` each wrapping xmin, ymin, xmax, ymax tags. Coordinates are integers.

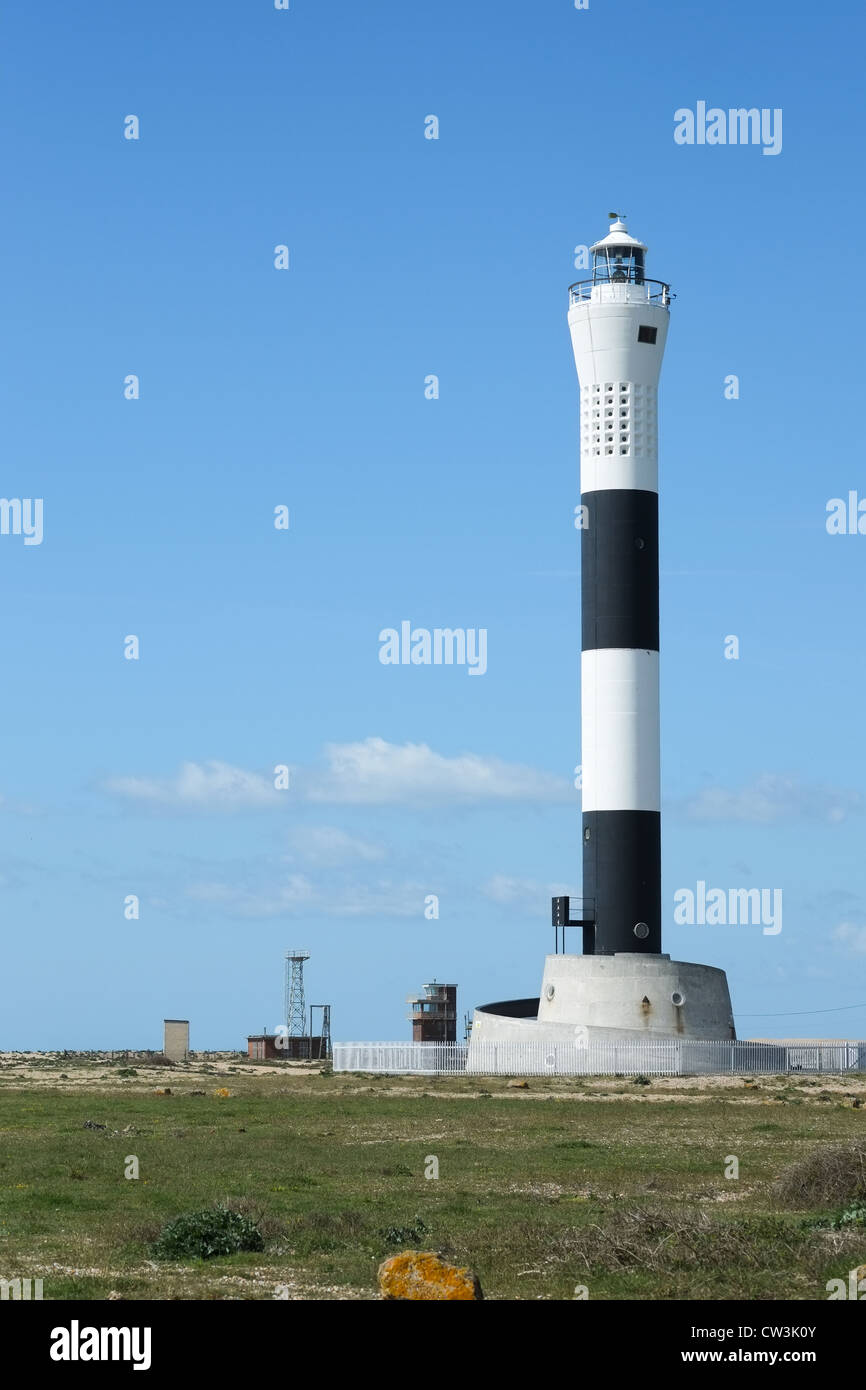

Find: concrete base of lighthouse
<box><xmin>538</xmin><ymin>954</ymin><xmax>735</xmax><ymax>1039</ymax></box>
<box><xmin>466</xmin><ymin>954</ymin><xmax>736</xmax><ymax>1073</ymax></box>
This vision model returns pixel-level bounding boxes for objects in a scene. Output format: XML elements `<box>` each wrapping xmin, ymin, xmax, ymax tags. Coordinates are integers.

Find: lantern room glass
<box><xmin>592</xmin><ymin>246</ymin><xmax>645</xmax><ymax>286</ymax></box>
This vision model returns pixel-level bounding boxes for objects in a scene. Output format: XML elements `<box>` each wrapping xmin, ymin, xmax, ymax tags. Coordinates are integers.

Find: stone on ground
<box><xmin>378</xmin><ymin>1251</ymin><xmax>483</xmax><ymax>1300</ymax></box>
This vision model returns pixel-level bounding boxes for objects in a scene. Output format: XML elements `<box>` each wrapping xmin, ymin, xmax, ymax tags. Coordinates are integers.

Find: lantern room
<box><xmin>590</xmin><ymin>217</ymin><xmax>648</xmax><ymax>286</ymax></box>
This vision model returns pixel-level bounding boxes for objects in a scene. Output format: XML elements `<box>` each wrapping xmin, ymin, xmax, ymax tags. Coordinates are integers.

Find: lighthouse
<box><xmin>466</xmin><ymin>216</ymin><xmax>736</xmax><ymax>1065</ymax></box>
<box><xmin>570</xmin><ymin>216</ymin><xmax>669</xmax><ymax>955</ymax></box>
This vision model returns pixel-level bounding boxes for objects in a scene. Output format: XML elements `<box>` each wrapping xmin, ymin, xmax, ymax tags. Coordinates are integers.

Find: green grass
<box><xmin>0</xmin><ymin>1066</ymin><xmax>865</xmax><ymax>1299</ymax></box>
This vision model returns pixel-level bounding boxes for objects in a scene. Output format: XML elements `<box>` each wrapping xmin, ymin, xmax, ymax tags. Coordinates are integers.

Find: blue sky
<box><xmin>1</xmin><ymin>0</ymin><xmax>865</xmax><ymax>1047</ymax></box>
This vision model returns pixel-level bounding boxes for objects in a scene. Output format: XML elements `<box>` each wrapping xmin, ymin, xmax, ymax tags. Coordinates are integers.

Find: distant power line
<box><xmin>738</xmin><ymin>1002</ymin><xmax>866</xmax><ymax>1018</ymax></box>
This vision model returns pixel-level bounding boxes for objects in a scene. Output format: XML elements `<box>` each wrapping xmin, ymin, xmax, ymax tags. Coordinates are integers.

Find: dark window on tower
<box><xmin>638</xmin><ymin>325</ymin><xmax>657</xmax><ymax>344</ymax></box>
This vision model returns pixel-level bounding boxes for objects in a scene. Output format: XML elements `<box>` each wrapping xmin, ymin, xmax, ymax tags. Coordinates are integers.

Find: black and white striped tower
<box><xmin>569</xmin><ymin>218</ymin><xmax>672</xmax><ymax>956</ymax></box>
<box><xmin>466</xmin><ymin>220</ymin><xmax>736</xmax><ymax>1061</ymax></box>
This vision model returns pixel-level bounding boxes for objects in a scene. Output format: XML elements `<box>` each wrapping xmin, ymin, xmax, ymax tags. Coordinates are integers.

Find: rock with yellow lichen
<box><xmin>378</xmin><ymin>1251</ymin><xmax>483</xmax><ymax>1300</ymax></box>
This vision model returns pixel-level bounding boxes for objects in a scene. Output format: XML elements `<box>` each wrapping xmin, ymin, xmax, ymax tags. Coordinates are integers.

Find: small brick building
<box><xmin>407</xmin><ymin>982</ymin><xmax>457</xmax><ymax>1042</ymax></box>
<box><xmin>247</xmin><ymin>1034</ymin><xmax>329</xmax><ymax>1061</ymax></box>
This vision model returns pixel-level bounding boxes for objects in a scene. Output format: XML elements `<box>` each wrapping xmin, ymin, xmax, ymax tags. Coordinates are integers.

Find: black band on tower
<box><xmin>581</xmin><ymin>489</ymin><xmax>659</xmax><ymax>652</ymax></box>
<box><xmin>582</xmin><ymin>810</ymin><xmax>661</xmax><ymax>955</ymax></box>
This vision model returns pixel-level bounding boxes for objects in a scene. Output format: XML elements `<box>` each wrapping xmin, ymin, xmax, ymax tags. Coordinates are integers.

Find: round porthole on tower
<box><xmin>545</xmin><ymin>984</ymin><xmax>555</xmax><ymax>1000</ymax></box>
<box><xmin>633</xmin><ymin>922</ymin><xmax>649</xmax><ymax>939</ymax></box>
<box><xmin>671</xmin><ymin>991</ymin><xmax>685</xmax><ymax>1007</ymax></box>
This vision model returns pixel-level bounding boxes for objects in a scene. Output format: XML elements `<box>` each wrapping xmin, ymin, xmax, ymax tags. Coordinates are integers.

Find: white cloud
<box><xmin>675</xmin><ymin>773</ymin><xmax>861</xmax><ymax>825</ymax></box>
<box><xmin>105</xmin><ymin>760</ymin><xmax>285</xmax><ymax>811</ymax></box>
<box><xmin>306</xmin><ymin>737</ymin><xmax>568</xmax><ymax>806</ymax></box>
<box><xmin>105</xmin><ymin>739</ymin><xmax>568</xmax><ymax>813</ymax></box>
<box><xmin>284</xmin><ymin>825</ymin><xmax>384</xmax><ymax>866</ymax></box>
<box><xmin>324</xmin><ymin>881</ymin><xmax>425</xmax><ymax>918</ymax></box>
<box><xmin>483</xmin><ymin>875</ymin><xmax>572</xmax><ymax>910</ymax></box>
<box><xmin>185</xmin><ymin>874</ymin><xmax>315</xmax><ymax>916</ymax></box>
<box><xmin>832</xmin><ymin>922</ymin><xmax>866</xmax><ymax>956</ymax></box>
<box><xmin>184</xmin><ymin>874</ymin><xmax>422</xmax><ymax>919</ymax></box>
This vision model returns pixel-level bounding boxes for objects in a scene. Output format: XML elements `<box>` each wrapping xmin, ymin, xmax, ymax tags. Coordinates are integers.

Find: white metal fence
<box><xmin>333</xmin><ymin>1039</ymin><xmax>866</xmax><ymax>1077</ymax></box>
<box><xmin>335</xmin><ymin>1043</ymin><xmax>469</xmax><ymax>1074</ymax></box>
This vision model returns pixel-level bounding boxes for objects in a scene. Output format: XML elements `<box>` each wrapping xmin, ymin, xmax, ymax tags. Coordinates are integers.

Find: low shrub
<box><xmin>380</xmin><ymin>1215</ymin><xmax>430</xmax><ymax>1246</ymax></box>
<box><xmin>151</xmin><ymin>1204</ymin><xmax>264</xmax><ymax>1261</ymax></box>
<box><xmin>774</xmin><ymin>1142</ymin><xmax>866</xmax><ymax>1209</ymax></box>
